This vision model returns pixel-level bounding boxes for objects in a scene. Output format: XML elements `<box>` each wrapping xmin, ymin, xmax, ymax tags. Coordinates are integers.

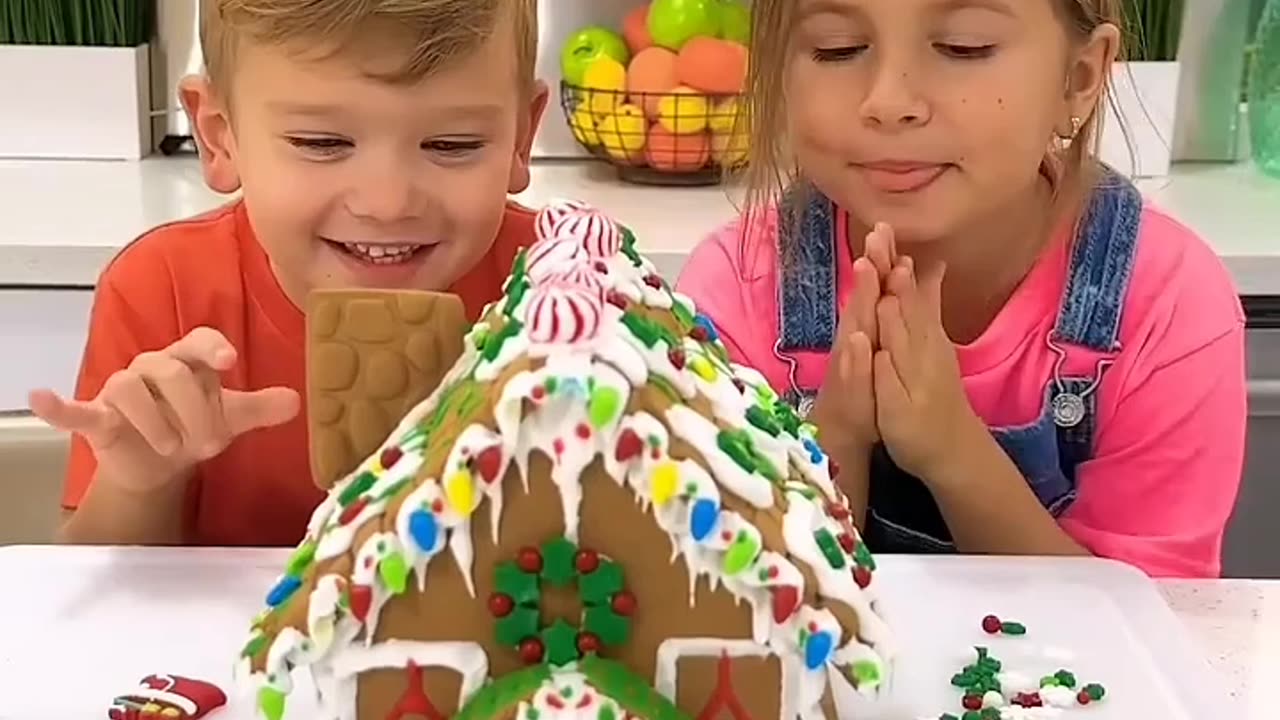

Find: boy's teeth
<box><xmin>341</xmin><ymin>242</ymin><xmax>423</xmax><ymax>264</ymax></box>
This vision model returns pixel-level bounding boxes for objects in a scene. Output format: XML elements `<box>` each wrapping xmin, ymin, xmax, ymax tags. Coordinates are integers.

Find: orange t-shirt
<box><xmin>63</xmin><ymin>199</ymin><xmax>535</xmax><ymax>546</ymax></box>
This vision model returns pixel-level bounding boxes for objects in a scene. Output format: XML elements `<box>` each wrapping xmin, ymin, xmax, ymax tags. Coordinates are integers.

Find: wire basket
<box><xmin>559</xmin><ymin>80</ymin><xmax>748</xmax><ymax>186</ymax></box>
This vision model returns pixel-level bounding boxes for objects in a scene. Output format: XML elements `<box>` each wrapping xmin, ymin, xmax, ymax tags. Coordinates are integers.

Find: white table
<box><xmin>0</xmin><ymin>545</ymin><xmax>1273</xmax><ymax>720</ymax></box>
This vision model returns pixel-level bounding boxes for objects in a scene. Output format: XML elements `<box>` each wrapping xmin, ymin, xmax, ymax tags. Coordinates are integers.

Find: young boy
<box><xmin>28</xmin><ymin>0</ymin><xmax>548</xmax><ymax>548</ymax></box>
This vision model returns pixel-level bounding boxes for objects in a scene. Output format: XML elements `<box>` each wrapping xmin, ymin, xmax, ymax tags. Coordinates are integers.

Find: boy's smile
<box><xmin>181</xmin><ymin>6</ymin><xmax>546</xmax><ymax>306</ymax></box>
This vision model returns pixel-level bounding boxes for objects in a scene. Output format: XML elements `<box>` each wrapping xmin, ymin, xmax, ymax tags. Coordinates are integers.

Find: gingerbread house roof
<box><xmin>236</xmin><ymin>200</ymin><xmax>894</xmax><ymax>719</ymax></box>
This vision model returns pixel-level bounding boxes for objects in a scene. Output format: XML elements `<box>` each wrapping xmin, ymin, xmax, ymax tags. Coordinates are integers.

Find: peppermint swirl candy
<box><xmin>552</xmin><ymin>209</ymin><xmax>622</xmax><ymax>260</ymax></box>
<box><xmin>525</xmin><ymin>280</ymin><xmax>604</xmax><ymax>344</ymax></box>
<box><xmin>535</xmin><ymin>198</ymin><xmax>592</xmax><ymax>243</ymax></box>
<box><xmin>544</xmin><ymin>260</ymin><xmax>605</xmax><ymax>300</ymax></box>
<box><xmin>526</xmin><ymin>237</ymin><xmax>587</xmax><ymax>283</ymax></box>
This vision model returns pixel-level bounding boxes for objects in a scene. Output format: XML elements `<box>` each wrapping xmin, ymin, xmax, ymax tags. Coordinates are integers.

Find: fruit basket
<box><xmin>559</xmin><ymin>81</ymin><xmax>748</xmax><ymax>186</ymax></box>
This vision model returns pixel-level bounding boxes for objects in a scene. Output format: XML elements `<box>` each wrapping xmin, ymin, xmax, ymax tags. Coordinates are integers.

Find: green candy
<box><xmin>588</xmin><ymin>387</ymin><xmax>623</xmax><ymax>429</ymax></box>
<box><xmin>495</xmin><ymin>606</ymin><xmax>539</xmax><ymax>647</ymax></box>
<box><xmin>597</xmin><ymin>705</ymin><xmax>617</xmax><ymax>720</ymax></box>
<box><xmin>1041</xmin><ymin>675</ymin><xmax>1059</xmax><ymax>688</ymax></box>
<box><xmin>285</xmin><ymin>541</ymin><xmax>316</xmax><ymax>576</ymax></box>
<box><xmin>258</xmin><ymin>686</ymin><xmax>286</xmax><ymax>720</ymax></box>
<box><xmin>584</xmin><ymin>605</ymin><xmax>630</xmax><ymax>645</ymax></box>
<box><xmin>337</xmin><ymin>471</ymin><xmax>376</xmax><ymax>506</ymax></box>
<box><xmin>1000</xmin><ymin>621</ymin><xmax>1027</xmax><ymax>635</ymax></box>
<box><xmin>579</xmin><ymin>561</ymin><xmax>624</xmax><ymax>604</ymax></box>
<box><xmin>241</xmin><ymin>633</ymin><xmax>267</xmax><ymax>659</ymax></box>
<box><xmin>378</xmin><ymin>551</ymin><xmax>410</xmax><ymax>594</ymax></box>
<box><xmin>962</xmin><ymin>712</ymin><xmax>982</xmax><ymax>720</ymax></box>
<box><xmin>722</xmin><ymin>533</ymin><xmax>760</xmax><ymax>575</ymax></box>
<box><xmin>813</xmin><ymin>528</ymin><xmax>847</xmax><ymax>569</ymax></box>
<box><xmin>1084</xmin><ymin>683</ymin><xmax>1106</xmax><ymax>700</ymax></box>
<box><xmin>940</xmin><ymin>715</ymin><xmax>960</xmax><ymax>720</ymax></box>
<box><xmin>540</xmin><ymin>537</ymin><xmax>577</xmax><ymax>588</ymax></box>
<box><xmin>482</xmin><ymin>320</ymin><xmax>524</xmax><ymax>362</ymax></box>
<box><xmin>854</xmin><ymin>542</ymin><xmax>877</xmax><ymax>571</ymax></box>
<box><xmin>494</xmin><ymin>561</ymin><xmax>540</xmax><ymax>605</ymax></box>
<box><xmin>526</xmin><ymin>709</ymin><xmax>541</xmax><ymax>720</ymax></box>
<box><xmin>541</xmin><ymin>619</ymin><xmax>580</xmax><ymax>666</ymax></box>
<box><xmin>745</xmin><ymin>405</ymin><xmax>782</xmax><ymax>437</ymax></box>
<box><xmin>1055</xmin><ymin>670</ymin><xmax>1077</xmax><ymax>688</ymax></box>
<box><xmin>980</xmin><ymin>709</ymin><xmax>1001</xmax><ymax>720</ymax></box>
<box><xmin>850</xmin><ymin>660</ymin><xmax>881</xmax><ymax>687</ymax></box>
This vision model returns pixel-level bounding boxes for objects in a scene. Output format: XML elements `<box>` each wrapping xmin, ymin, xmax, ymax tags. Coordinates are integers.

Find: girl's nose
<box><xmin>859</xmin><ymin>56</ymin><xmax>931</xmax><ymax>130</ymax></box>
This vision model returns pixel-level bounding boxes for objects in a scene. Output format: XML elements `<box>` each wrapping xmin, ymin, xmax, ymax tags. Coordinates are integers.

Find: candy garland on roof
<box><xmin>238</xmin><ymin>198</ymin><xmax>894</xmax><ymax>720</ymax></box>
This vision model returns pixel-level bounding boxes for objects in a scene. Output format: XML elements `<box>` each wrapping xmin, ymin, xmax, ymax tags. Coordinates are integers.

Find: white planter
<box><xmin>1099</xmin><ymin>61</ymin><xmax>1182</xmax><ymax>177</ymax></box>
<box><xmin>0</xmin><ymin>44</ymin><xmax>152</xmax><ymax>161</ymax></box>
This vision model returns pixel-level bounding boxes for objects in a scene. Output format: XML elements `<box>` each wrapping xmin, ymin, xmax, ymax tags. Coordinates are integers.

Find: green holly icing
<box><xmin>241</xmin><ymin>633</ymin><xmax>267</xmax><ymax>659</ymax></box>
<box><xmin>620</xmin><ymin>226</ymin><xmax>644</xmax><ymax>267</ymax></box>
<box><xmin>671</xmin><ymin>299</ymin><xmax>695</xmax><ymax>331</ymax></box>
<box><xmin>598</xmin><ymin>705</ymin><xmax>617</xmax><ymax>720</ymax></box>
<box><xmin>285</xmin><ymin>541</ymin><xmax>316</xmax><ymax>576</ymax></box>
<box><xmin>854</xmin><ymin>541</ymin><xmax>877</xmax><ymax>571</ymax></box>
<box><xmin>483</xmin><ymin>319</ymin><xmax>525</xmax><ymax>362</ymax></box>
<box><xmin>526</xmin><ymin>709</ymin><xmax>541</xmax><ymax>720</ymax></box>
<box><xmin>716</xmin><ymin>429</ymin><xmax>782</xmax><ymax>483</ymax></box>
<box><xmin>495</xmin><ymin>606</ymin><xmax>540</xmax><ymax>647</ymax></box>
<box><xmin>379</xmin><ymin>551</ymin><xmax>410</xmax><ymax>594</ymax></box>
<box><xmin>578</xmin><ymin>561</ymin><xmax>624</xmax><ymax>604</ymax></box>
<box><xmin>541</xmin><ymin>619</ymin><xmax>581</xmax><ymax>666</ymax></box>
<box><xmin>502</xmin><ymin>251</ymin><xmax>530</xmax><ymax>316</ymax></box>
<box><xmin>372</xmin><ymin>476</ymin><xmax>414</xmax><ymax>503</ymax></box>
<box><xmin>1054</xmin><ymin>670</ymin><xmax>1077</xmax><ymax>688</ymax></box>
<box><xmin>541</xmin><ymin>537</ymin><xmax>578</xmax><ymax>588</ymax></box>
<box><xmin>454</xmin><ymin>664</ymin><xmax>553</xmax><ymax>720</ymax></box>
<box><xmin>338</xmin><ymin>471</ymin><xmax>377</xmax><ymax>506</ymax></box>
<box><xmin>745</xmin><ymin>405</ymin><xmax>782</xmax><ymax>437</ymax></box>
<box><xmin>495</xmin><ymin>561</ymin><xmax>540</xmax><ymax>606</ymax></box>
<box><xmin>813</xmin><ymin>529</ymin><xmax>846</xmax><ymax>569</ymax></box>
<box><xmin>584</xmin><ymin>605</ymin><xmax>629</xmax><ymax>645</ymax></box>
<box><xmin>588</xmin><ymin>386</ymin><xmax>623</xmax><ymax>429</ymax></box>
<box><xmin>579</xmin><ymin>656</ymin><xmax>691</xmax><ymax>720</ymax></box>
<box><xmin>771</xmin><ymin>400</ymin><xmax>803</xmax><ymax>437</ymax></box>
<box><xmin>647</xmin><ymin>375</ymin><xmax>682</xmax><ymax>403</ymax></box>
<box><xmin>620</xmin><ymin>311</ymin><xmax>673</xmax><ymax>349</ymax></box>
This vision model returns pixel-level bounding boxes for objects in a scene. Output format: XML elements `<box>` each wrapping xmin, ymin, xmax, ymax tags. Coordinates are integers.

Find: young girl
<box><xmin>676</xmin><ymin>0</ymin><xmax>1246</xmax><ymax>578</ymax></box>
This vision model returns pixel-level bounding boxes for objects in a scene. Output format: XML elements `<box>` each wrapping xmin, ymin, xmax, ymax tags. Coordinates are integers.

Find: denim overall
<box><xmin>774</xmin><ymin>171</ymin><xmax>1141</xmax><ymax>552</ymax></box>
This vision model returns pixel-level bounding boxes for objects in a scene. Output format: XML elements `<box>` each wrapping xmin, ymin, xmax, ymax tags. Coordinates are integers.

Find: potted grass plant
<box><xmin>0</xmin><ymin>1</ymin><xmax>156</xmax><ymax>160</ymax></box>
<box><xmin>1099</xmin><ymin>0</ymin><xmax>1187</xmax><ymax>176</ymax></box>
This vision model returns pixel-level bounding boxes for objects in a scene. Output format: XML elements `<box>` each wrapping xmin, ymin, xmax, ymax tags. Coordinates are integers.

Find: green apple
<box><xmin>647</xmin><ymin>0</ymin><xmax>721</xmax><ymax>52</ymax></box>
<box><xmin>717</xmin><ymin>1</ymin><xmax>751</xmax><ymax>45</ymax></box>
<box><xmin>560</xmin><ymin>26</ymin><xmax>630</xmax><ymax>87</ymax></box>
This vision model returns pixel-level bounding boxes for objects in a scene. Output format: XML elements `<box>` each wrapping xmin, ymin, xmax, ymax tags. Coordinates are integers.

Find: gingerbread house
<box><xmin>236</xmin><ymin>200</ymin><xmax>894</xmax><ymax>720</ymax></box>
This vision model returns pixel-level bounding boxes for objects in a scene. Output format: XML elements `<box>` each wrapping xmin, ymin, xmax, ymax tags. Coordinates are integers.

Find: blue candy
<box><xmin>694</xmin><ymin>314</ymin><xmax>720</xmax><ymax>342</ymax></box>
<box><xmin>409</xmin><ymin>509</ymin><xmax>440</xmax><ymax>553</ymax></box>
<box><xmin>690</xmin><ymin>499</ymin><xmax>720</xmax><ymax>542</ymax></box>
<box><xmin>805</xmin><ymin>630</ymin><xmax>834</xmax><ymax>670</ymax></box>
<box><xmin>266</xmin><ymin>575</ymin><xmax>302</xmax><ymax>607</ymax></box>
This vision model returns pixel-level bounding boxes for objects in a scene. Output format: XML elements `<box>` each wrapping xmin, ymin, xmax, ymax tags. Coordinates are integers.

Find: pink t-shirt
<box><xmin>676</xmin><ymin>203</ymin><xmax>1246</xmax><ymax>578</ymax></box>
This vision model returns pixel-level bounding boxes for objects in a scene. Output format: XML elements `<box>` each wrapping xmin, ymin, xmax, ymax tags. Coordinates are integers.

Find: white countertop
<box><xmin>0</xmin><ymin>156</ymin><xmax>1277</xmax><ymax>293</ymax></box>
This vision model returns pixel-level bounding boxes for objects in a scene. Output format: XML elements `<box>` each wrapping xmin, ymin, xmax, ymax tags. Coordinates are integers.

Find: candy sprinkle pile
<box><xmin>922</xmin><ymin>617</ymin><xmax>1108</xmax><ymax>720</ymax></box>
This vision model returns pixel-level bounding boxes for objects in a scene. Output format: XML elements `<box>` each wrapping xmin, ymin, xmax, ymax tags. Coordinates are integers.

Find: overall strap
<box><xmin>777</xmin><ymin>184</ymin><xmax>840</xmax><ymax>353</ymax></box>
<box><xmin>1052</xmin><ymin>167</ymin><xmax>1144</xmax><ymax>352</ymax></box>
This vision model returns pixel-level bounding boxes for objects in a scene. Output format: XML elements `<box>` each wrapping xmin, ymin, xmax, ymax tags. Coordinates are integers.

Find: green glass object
<box><xmin>1250</xmin><ymin>0</ymin><xmax>1280</xmax><ymax>177</ymax></box>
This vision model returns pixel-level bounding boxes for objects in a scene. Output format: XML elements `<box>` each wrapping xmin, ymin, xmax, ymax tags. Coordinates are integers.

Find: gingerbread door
<box><xmin>327</xmin><ymin>641</ymin><xmax>489</xmax><ymax>719</ymax></box>
<box><xmin>306</xmin><ymin>290</ymin><xmax>469</xmax><ymax>489</ymax></box>
<box><xmin>654</xmin><ymin>640</ymin><xmax>788</xmax><ymax>720</ymax></box>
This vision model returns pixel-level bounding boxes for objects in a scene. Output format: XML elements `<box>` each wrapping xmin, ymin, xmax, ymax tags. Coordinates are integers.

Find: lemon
<box><xmin>711</xmin><ymin>129</ymin><xmax>750</xmax><ymax>167</ymax></box>
<box><xmin>657</xmin><ymin>87</ymin><xmax>710</xmax><ymax>135</ymax></box>
<box><xmin>708</xmin><ymin>98</ymin><xmax>745</xmax><ymax>135</ymax></box>
<box><xmin>598</xmin><ymin>104</ymin><xmax>648</xmax><ymax>162</ymax></box>
<box><xmin>570</xmin><ymin>106</ymin><xmax>601</xmax><ymax>146</ymax></box>
<box><xmin>582</xmin><ymin>56</ymin><xmax>627</xmax><ymax>117</ymax></box>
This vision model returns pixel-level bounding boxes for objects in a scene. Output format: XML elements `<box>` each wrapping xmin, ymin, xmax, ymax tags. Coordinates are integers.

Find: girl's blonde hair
<box><xmin>741</xmin><ymin>0</ymin><xmax>1128</xmax><ymax>221</ymax></box>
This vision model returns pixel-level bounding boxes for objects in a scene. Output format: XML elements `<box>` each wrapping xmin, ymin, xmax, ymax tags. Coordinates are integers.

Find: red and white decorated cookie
<box><xmin>534</xmin><ymin>198</ymin><xmax>592</xmax><ymax>243</ymax></box>
<box><xmin>525</xmin><ymin>280</ymin><xmax>605</xmax><ymax>344</ymax></box>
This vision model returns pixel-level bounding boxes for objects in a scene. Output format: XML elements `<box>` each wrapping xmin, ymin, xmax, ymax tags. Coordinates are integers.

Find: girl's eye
<box><xmin>285</xmin><ymin>136</ymin><xmax>352</xmax><ymax>156</ymax></box>
<box><xmin>936</xmin><ymin>43</ymin><xmax>997</xmax><ymax>59</ymax></box>
<box><xmin>812</xmin><ymin>45</ymin><xmax>867</xmax><ymax>62</ymax></box>
<box><xmin>423</xmin><ymin>139</ymin><xmax>485</xmax><ymax>155</ymax></box>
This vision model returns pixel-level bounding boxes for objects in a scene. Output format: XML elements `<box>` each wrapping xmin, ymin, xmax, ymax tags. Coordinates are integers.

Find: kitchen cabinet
<box><xmin>1223</xmin><ymin>308</ymin><xmax>1280</xmax><ymax>578</ymax></box>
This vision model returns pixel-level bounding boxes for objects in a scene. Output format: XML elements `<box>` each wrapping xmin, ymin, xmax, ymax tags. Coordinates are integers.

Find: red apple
<box><xmin>622</xmin><ymin>5</ymin><xmax>654</xmax><ymax>54</ymax></box>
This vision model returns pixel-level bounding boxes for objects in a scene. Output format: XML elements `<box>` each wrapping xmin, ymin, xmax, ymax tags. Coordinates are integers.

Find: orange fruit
<box><xmin>622</xmin><ymin>5</ymin><xmax>654</xmax><ymax>54</ymax></box>
<box><xmin>646</xmin><ymin>125</ymin><xmax>710</xmax><ymax>172</ymax></box>
<box><xmin>627</xmin><ymin>46</ymin><xmax>679</xmax><ymax>118</ymax></box>
<box><xmin>675</xmin><ymin>37</ymin><xmax>748</xmax><ymax>95</ymax></box>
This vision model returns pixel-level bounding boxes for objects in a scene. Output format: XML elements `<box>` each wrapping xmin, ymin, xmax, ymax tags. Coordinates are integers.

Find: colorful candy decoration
<box><xmin>108</xmin><ymin>674</ymin><xmax>227</xmax><ymax>720</ymax></box>
<box><xmin>943</xmin><ymin>631</ymin><xmax>1109</xmax><ymax>718</ymax></box>
<box><xmin>535</xmin><ymin>198</ymin><xmax>591</xmax><ymax>242</ymax></box>
<box><xmin>552</xmin><ymin>207</ymin><xmax>622</xmax><ymax>259</ymax></box>
<box><xmin>981</xmin><ymin>614</ymin><xmax>1027</xmax><ymax>636</ymax></box>
<box><xmin>526</xmin><ymin>280</ymin><xmax>605</xmax><ymax>344</ymax></box>
<box><xmin>527</xmin><ymin>237</ymin><xmax>588</xmax><ymax>283</ymax></box>
<box><xmin>490</xmin><ymin>537</ymin><xmax>635</xmax><ymax>666</ymax></box>
<box><xmin>544</xmin><ymin>260</ymin><xmax>607</xmax><ymax>301</ymax></box>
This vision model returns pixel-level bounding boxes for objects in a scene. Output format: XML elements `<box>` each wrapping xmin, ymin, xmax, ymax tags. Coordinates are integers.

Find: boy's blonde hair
<box><xmin>200</xmin><ymin>0</ymin><xmax>537</xmax><ymax>93</ymax></box>
<box><xmin>742</xmin><ymin>0</ymin><xmax>1127</xmax><ymax>217</ymax></box>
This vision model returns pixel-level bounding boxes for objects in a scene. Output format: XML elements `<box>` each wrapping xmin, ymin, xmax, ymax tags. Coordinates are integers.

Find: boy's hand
<box><xmin>30</xmin><ymin>327</ymin><xmax>300</xmax><ymax>494</ymax></box>
<box><xmin>810</xmin><ymin>223</ymin><xmax>896</xmax><ymax>452</ymax></box>
<box><xmin>874</xmin><ymin>257</ymin><xmax>982</xmax><ymax>482</ymax></box>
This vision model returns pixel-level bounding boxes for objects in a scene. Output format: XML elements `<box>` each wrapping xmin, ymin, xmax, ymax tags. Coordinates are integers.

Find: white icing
<box><xmin>665</xmin><ymin>404</ymin><xmax>775</xmax><ymax>508</ymax></box>
<box><xmin>999</xmin><ymin>707</ymin><xmax>1065</xmax><ymax>720</ymax></box>
<box><xmin>516</xmin><ymin>666</ymin><xmax>627</xmax><ymax>720</ymax></box>
<box><xmin>326</xmin><ymin>640</ymin><xmax>490</xmax><ymax>720</ymax></box>
<box><xmin>998</xmin><ymin>671</ymin><xmax>1038</xmax><ymax>697</ymax></box>
<box><xmin>1040</xmin><ymin>685</ymin><xmax>1078</xmax><ymax>708</ymax></box>
<box><xmin>984</xmin><ymin>689</ymin><xmax>1007</xmax><ymax>708</ymax></box>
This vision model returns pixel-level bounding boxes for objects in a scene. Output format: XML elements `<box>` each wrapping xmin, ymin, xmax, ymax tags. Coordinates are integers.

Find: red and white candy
<box><xmin>525</xmin><ymin>280</ymin><xmax>604</xmax><ymax>344</ymax></box>
<box><xmin>544</xmin><ymin>261</ymin><xmax>605</xmax><ymax>300</ymax></box>
<box><xmin>535</xmin><ymin>198</ymin><xmax>592</xmax><ymax>243</ymax></box>
<box><xmin>526</xmin><ymin>237</ymin><xmax>587</xmax><ymax>283</ymax></box>
<box><xmin>551</xmin><ymin>208</ymin><xmax>622</xmax><ymax>260</ymax></box>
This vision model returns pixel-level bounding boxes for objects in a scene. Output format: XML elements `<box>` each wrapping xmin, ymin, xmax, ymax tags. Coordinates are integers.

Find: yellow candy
<box><xmin>446</xmin><ymin>471</ymin><xmax>475</xmax><ymax>517</ymax></box>
<box><xmin>691</xmin><ymin>357</ymin><xmax>717</xmax><ymax>381</ymax></box>
<box><xmin>140</xmin><ymin>704</ymin><xmax>163</xmax><ymax>714</ymax></box>
<box><xmin>162</xmin><ymin>708</ymin><xmax>182</xmax><ymax>718</ymax></box>
<box><xmin>651</xmin><ymin>462</ymin><xmax>679</xmax><ymax>506</ymax></box>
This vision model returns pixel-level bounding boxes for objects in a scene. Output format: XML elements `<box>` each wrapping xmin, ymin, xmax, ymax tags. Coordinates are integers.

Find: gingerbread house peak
<box><xmin>237</xmin><ymin>200</ymin><xmax>894</xmax><ymax>720</ymax></box>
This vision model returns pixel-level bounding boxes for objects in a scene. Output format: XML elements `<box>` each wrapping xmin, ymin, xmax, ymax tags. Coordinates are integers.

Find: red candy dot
<box><xmin>838</xmin><ymin>532</ymin><xmax>856</xmax><ymax>553</ymax></box>
<box><xmin>651</xmin><ymin>449</ymin><xmax>661</xmax><ymax>460</ymax></box>
<box><xmin>488</xmin><ymin>593</ymin><xmax>514</xmax><ymax>617</ymax></box>
<box><xmin>606</xmin><ymin>291</ymin><xmax>628</xmax><ymax>310</ymax></box>
<box><xmin>545</xmin><ymin>693</ymin><xmax>565</xmax><ymax>709</ymax></box>
<box><xmin>577</xmin><ymin>632</ymin><xmax>602</xmax><ymax>655</ymax></box>
<box><xmin>982</xmin><ymin>615</ymin><xmax>1002</xmax><ymax>634</ymax></box>
<box><xmin>668</xmin><ymin>348</ymin><xmax>686</xmax><ymax>370</ymax></box>
<box><xmin>611</xmin><ymin>591</ymin><xmax>637</xmax><ymax>616</ymax></box>
<box><xmin>519</xmin><ymin>637</ymin><xmax>545</xmax><ymax>664</ymax></box>
<box><xmin>828</xmin><ymin>459</ymin><xmax>841</xmax><ymax>479</ymax></box>
<box><xmin>731</xmin><ymin>378</ymin><xmax>746</xmax><ymax>393</ymax></box>
<box><xmin>721</xmin><ymin>531</ymin><xmax>733</xmax><ymax>542</ymax></box>
<box><xmin>553</xmin><ymin>438</ymin><xmax>565</xmax><ymax>456</ymax></box>
<box><xmin>767</xmin><ymin>566</ymin><xmax>779</xmax><ymax>579</ymax></box>
<box><xmin>690</xmin><ymin>326</ymin><xmax>709</xmax><ymax>342</ymax></box>
<box><xmin>339</xmin><ymin>497</ymin><xmax>369</xmax><ymax>525</ymax></box>
<box><xmin>576</xmin><ymin>424</ymin><xmax>591</xmax><ymax>439</ymax></box>
<box><xmin>644</xmin><ymin>274</ymin><xmax>663</xmax><ymax>289</ymax></box>
<box><xmin>575</xmin><ymin>549</ymin><xmax>600</xmax><ymax>574</ymax></box>
<box><xmin>531</xmin><ymin>386</ymin><xmax>546</xmax><ymax>401</ymax></box>
<box><xmin>593</xmin><ymin>261</ymin><xmax>609</xmax><ymax>273</ymax></box>
<box><xmin>828</xmin><ymin>503</ymin><xmax>850</xmax><ymax>520</ymax></box>
<box><xmin>431</xmin><ymin>499</ymin><xmax>444</xmax><ymax>514</ymax></box>
<box><xmin>1077</xmin><ymin>691</ymin><xmax>1092</xmax><ymax>706</ymax></box>
<box><xmin>517</xmin><ymin>547</ymin><xmax>543</xmax><ymax>573</ymax></box>
<box><xmin>379</xmin><ymin>446</ymin><xmax>404</xmax><ymax>469</ymax></box>
<box><xmin>808</xmin><ymin>622</ymin><xmax>819</xmax><ymax>633</ymax></box>
<box><xmin>962</xmin><ymin>695</ymin><xmax>983</xmax><ymax>711</ymax></box>
<box><xmin>854</xmin><ymin>567</ymin><xmax>872</xmax><ymax>589</ymax></box>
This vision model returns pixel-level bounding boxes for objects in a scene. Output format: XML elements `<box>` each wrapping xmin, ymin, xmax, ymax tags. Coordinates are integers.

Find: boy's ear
<box><xmin>1063</xmin><ymin>22</ymin><xmax>1121</xmax><ymax>129</ymax></box>
<box><xmin>508</xmin><ymin>79</ymin><xmax>551</xmax><ymax>194</ymax></box>
<box><xmin>178</xmin><ymin>75</ymin><xmax>241</xmax><ymax>195</ymax></box>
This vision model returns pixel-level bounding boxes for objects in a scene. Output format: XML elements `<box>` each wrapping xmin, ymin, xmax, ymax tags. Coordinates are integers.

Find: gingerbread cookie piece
<box><xmin>307</xmin><ymin>290</ymin><xmax>468</xmax><ymax>489</ymax></box>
